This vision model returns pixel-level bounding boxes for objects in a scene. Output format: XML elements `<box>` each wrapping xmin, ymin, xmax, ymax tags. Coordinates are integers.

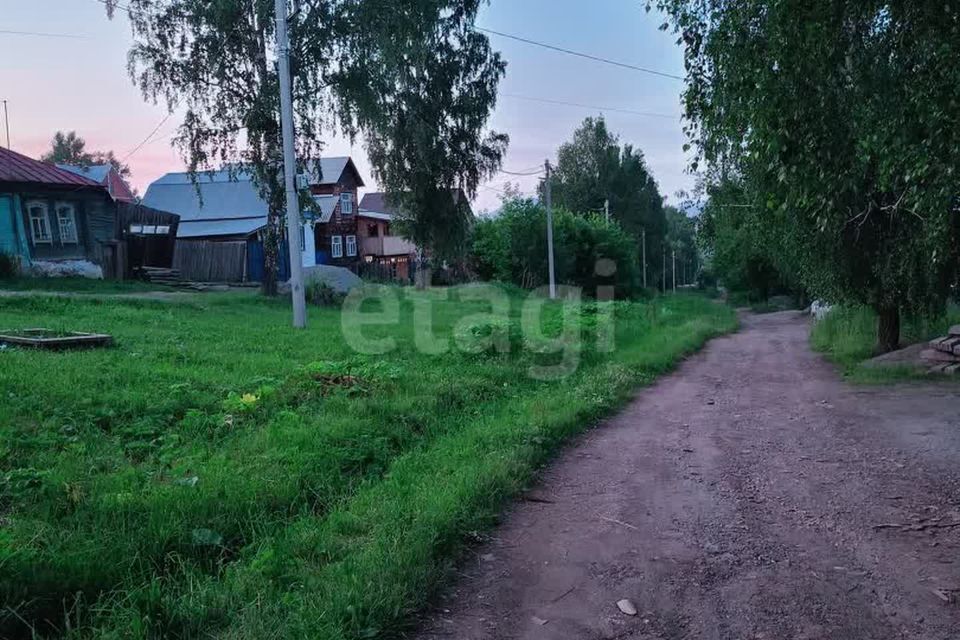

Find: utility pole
<box><xmin>662</xmin><ymin>246</ymin><xmax>666</xmax><ymax>293</ymax></box>
<box><xmin>672</xmin><ymin>249</ymin><xmax>677</xmax><ymax>293</ymax></box>
<box><xmin>604</xmin><ymin>199</ymin><xmax>610</xmax><ymax>224</ymax></box>
<box><xmin>641</xmin><ymin>227</ymin><xmax>647</xmax><ymax>289</ymax></box>
<box><xmin>2</xmin><ymin>100</ymin><xmax>9</xmax><ymax>149</ymax></box>
<box><xmin>275</xmin><ymin>0</ymin><xmax>306</xmax><ymax>328</ymax></box>
<box><xmin>545</xmin><ymin>160</ymin><xmax>557</xmax><ymax>299</ymax></box>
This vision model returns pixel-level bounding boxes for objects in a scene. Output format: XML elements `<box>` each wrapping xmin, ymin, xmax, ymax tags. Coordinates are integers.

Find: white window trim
<box><xmin>340</xmin><ymin>192</ymin><xmax>353</xmax><ymax>215</ymax></box>
<box><xmin>331</xmin><ymin>235</ymin><xmax>343</xmax><ymax>258</ymax></box>
<box><xmin>346</xmin><ymin>234</ymin><xmax>357</xmax><ymax>257</ymax></box>
<box><xmin>27</xmin><ymin>201</ymin><xmax>52</xmax><ymax>244</ymax></box>
<box><xmin>55</xmin><ymin>202</ymin><xmax>78</xmax><ymax>244</ymax></box>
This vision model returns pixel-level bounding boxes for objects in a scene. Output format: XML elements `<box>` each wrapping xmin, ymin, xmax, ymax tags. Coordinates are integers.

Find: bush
<box><xmin>0</xmin><ymin>252</ymin><xmax>19</xmax><ymax>278</ymax></box>
<box><xmin>305</xmin><ymin>279</ymin><xmax>345</xmax><ymax>307</ymax></box>
<box><xmin>469</xmin><ymin>198</ymin><xmax>642</xmax><ymax>298</ymax></box>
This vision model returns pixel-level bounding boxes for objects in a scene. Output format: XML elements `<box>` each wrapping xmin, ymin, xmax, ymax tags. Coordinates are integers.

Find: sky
<box><xmin>0</xmin><ymin>0</ymin><xmax>692</xmax><ymax>213</ymax></box>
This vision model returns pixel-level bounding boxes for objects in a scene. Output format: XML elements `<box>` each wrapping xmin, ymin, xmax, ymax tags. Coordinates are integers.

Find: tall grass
<box><xmin>811</xmin><ymin>304</ymin><xmax>960</xmax><ymax>379</ymax></box>
<box><xmin>0</xmin><ymin>289</ymin><xmax>735</xmax><ymax>639</ymax></box>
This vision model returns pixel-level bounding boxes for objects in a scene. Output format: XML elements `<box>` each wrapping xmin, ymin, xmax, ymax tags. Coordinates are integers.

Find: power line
<box><xmin>0</xmin><ymin>30</ymin><xmax>90</xmax><ymax>39</ymax></box>
<box><xmin>501</xmin><ymin>93</ymin><xmax>677</xmax><ymax>120</ymax></box>
<box><xmin>475</xmin><ymin>26</ymin><xmax>684</xmax><ymax>81</ymax></box>
<box><xmin>121</xmin><ymin>112</ymin><xmax>173</xmax><ymax>162</ymax></box>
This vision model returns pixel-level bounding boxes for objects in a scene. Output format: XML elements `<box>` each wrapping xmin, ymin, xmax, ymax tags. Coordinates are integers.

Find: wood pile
<box><xmin>139</xmin><ymin>266</ymin><xmax>184</xmax><ymax>286</ymax></box>
<box><xmin>924</xmin><ymin>325</ymin><xmax>960</xmax><ymax>374</ymax></box>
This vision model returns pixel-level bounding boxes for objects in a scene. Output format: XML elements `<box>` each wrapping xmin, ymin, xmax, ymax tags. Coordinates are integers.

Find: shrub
<box><xmin>468</xmin><ymin>198</ymin><xmax>642</xmax><ymax>298</ymax></box>
<box><xmin>0</xmin><ymin>252</ymin><xmax>19</xmax><ymax>278</ymax></box>
<box><xmin>305</xmin><ymin>279</ymin><xmax>345</xmax><ymax>307</ymax></box>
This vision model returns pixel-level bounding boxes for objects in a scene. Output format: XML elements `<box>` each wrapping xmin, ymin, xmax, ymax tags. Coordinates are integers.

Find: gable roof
<box><xmin>308</xmin><ymin>157</ymin><xmax>365</xmax><ymax>187</ymax></box>
<box><xmin>143</xmin><ymin>165</ymin><xmax>356</xmax><ymax>238</ymax></box>
<box><xmin>360</xmin><ymin>190</ymin><xmax>471</xmax><ymax>218</ymax></box>
<box><xmin>359</xmin><ymin>192</ymin><xmax>395</xmax><ymax>216</ymax></box>
<box><xmin>57</xmin><ymin>164</ymin><xmax>137</xmax><ymax>202</ymax></box>
<box><xmin>0</xmin><ymin>147</ymin><xmax>102</xmax><ymax>187</ymax></box>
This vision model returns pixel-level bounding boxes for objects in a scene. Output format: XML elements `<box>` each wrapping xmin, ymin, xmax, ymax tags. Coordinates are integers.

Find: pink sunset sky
<box><xmin>2</xmin><ymin>0</ymin><xmax>692</xmax><ymax>213</ymax></box>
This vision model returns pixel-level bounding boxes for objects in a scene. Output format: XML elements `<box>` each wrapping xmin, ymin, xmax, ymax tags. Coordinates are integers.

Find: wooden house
<box><xmin>0</xmin><ymin>147</ymin><xmax>178</xmax><ymax>279</ymax></box>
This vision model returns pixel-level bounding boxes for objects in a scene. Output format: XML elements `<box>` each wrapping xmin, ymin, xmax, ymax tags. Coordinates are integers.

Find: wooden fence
<box><xmin>173</xmin><ymin>240</ymin><xmax>247</xmax><ymax>283</ymax></box>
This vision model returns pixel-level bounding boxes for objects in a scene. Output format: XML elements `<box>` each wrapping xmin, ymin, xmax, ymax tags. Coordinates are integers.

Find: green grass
<box><xmin>810</xmin><ymin>304</ymin><xmax>960</xmax><ymax>382</ymax></box>
<box><xmin>0</xmin><ymin>277</ymin><xmax>176</xmax><ymax>294</ymax></box>
<box><xmin>0</xmin><ymin>287</ymin><xmax>735</xmax><ymax>639</ymax></box>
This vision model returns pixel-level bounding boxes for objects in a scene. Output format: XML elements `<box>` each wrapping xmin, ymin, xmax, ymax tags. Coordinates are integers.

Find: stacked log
<box><xmin>923</xmin><ymin>326</ymin><xmax>960</xmax><ymax>374</ymax></box>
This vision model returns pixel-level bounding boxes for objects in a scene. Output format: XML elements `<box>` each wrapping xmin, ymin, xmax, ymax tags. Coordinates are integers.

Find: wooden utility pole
<box><xmin>2</xmin><ymin>100</ymin><xmax>9</xmax><ymax>149</ymax></box>
<box><xmin>641</xmin><ymin>227</ymin><xmax>647</xmax><ymax>289</ymax></box>
<box><xmin>545</xmin><ymin>160</ymin><xmax>556</xmax><ymax>299</ymax></box>
<box><xmin>276</xmin><ymin>0</ymin><xmax>306</xmax><ymax>328</ymax></box>
<box><xmin>662</xmin><ymin>247</ymin><xmax>666</xmax><ymax>293</ymax></box>
<box><xmin>672</xmin><ymin>249</ymin><xmax>677</xmax><ymax>293</ymax></box>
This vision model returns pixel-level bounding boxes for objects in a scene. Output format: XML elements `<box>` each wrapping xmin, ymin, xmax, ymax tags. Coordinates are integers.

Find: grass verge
<box><xmin>0</xmin><ymin>287</ymin><xmax>735</xmax><ymax>639</ymax></box>
<box><xmin>810</xmin><ymin>304</ymin><xmax>960</xmax><ymax>382</ymax></box>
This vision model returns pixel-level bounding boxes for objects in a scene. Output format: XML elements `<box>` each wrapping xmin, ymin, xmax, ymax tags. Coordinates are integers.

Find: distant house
<box><xmin>143</xmin><ymin>158</ymin><xmax>418</xmax><ymax>283</ymax></box>
<box><xmin>357</xmin><ymin>192</ymin><xmax>421</xmax><ymax>281</ymax></box>
<box><xmin>0</xmin><ymin>147</ymin><xmax>178</xmax><ymax>278</ymax></box>
<box><xmin>56</xmin><ymin>163</ymin><xmax>137</xmax><ymax>202</ymax></box>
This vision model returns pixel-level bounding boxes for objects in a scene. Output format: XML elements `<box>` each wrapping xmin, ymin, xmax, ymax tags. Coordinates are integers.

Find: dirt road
<box><xmin>415</xmin><ymin>311</ymin><xmax>960</xmax><ymax>640</ymax></box>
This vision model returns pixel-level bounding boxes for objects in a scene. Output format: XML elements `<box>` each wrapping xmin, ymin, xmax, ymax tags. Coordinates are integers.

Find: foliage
<box><xmin>664</xmin><ymin>205</ymin><xmax>698</xmax><ymax>288</ymax></box>
<box><xmin>305</xmin><ymin>279</ymin><xmax>345</xmax><ymax>307</ymax></box>
<box><xmin>0</xmin><ymin>253</ymin><xmax>18</xmax><ymax>279</ymax></box>
<box><xmin>653</xmin><ymin>0</ymin><xmax>960</xmax><ymax>351</ymax></box>
<box><xmin>40</xmin><ymin>130</ymin><xmax>132</xmax><ymax>179</ymax></box>
<box><xmin>469</xmin><ymin>198</ymin><xmax>643</xmax><ymax>298</ymax></box>
<box><xmin>0</xmin><ymin>286</ymin><xmax>734</xmax><ymax>639</ymax></box>
<box><xmin>105</xmin><ymin>0</ymin><xmax>505</xmax><ymax>293</ymax></box>
<box><xmin>544</xmin><ymin>117</ymin><xmax>669</xmax><ymax>288</ymax></box>
<box><xmin>697</xmin><ymin>178</ymin><xmax>795</xmax><ymax>301</ymax></box>
<box><xmin>811</xmin><ymin>304</ymin><xmax>960</xmax><ymax>381</ymax></box>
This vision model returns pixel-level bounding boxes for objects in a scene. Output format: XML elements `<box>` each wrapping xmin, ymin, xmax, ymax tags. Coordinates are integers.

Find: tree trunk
<box><xmin>876</xmin><ymin>304</ymin><xmax>901</xmax><ymax>354</ymax></box>
<box><xmin>261</xmin><ymin>220</ymin><xmax>279</xmax><ymax>297</ymax></box>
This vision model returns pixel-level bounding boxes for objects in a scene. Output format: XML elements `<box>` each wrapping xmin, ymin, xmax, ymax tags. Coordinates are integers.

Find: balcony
<box><xmin>361</xmin><ymin>235</ymin><xmax>417</xmax><ymax>257</ymax></box>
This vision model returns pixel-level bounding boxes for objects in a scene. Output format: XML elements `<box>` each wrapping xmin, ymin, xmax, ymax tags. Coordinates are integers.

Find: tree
<box><xmin>105</xmin><ymin>0</ymin><xmax>505</xmax><ymax>295</ymax></box>
<box><xmin>546</xmin><ymin>117</ymin><xmax>668</xmax><ymax>289</ymax></box>
<box><xmin>696</xmin><ymin>178</ymin><xmax>791</xmax><ymax>300</ymax></box>
<box><xmin>664</xmin><ymin>205</ymin><xmax>698</xmax><ymax>288</ymax></box>
<box><xmin>41</xmin><ymin>131</ymin><xmax>132</xmax><ymax>178</ymax></box>
<box><xmin>653</xmin><ymin>0</ymin><xmax>960</xmax><ymax>352</ymax></box>
<box><xmin>469</xmin><ymin>197</ymin><xmax>642</xmax><ymax>297</ymax></box>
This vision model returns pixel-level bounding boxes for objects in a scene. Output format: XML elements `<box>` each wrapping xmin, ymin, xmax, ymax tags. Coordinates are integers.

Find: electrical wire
<box><xmin>501</xmin><ymin>93</ymin><xmax>677</xmax><ymax>120</ymax></box>
<box><xmin>121</xmin><ymin>112</ymin><xmax>173</xmax><ymax>163</ymax></box>
<box><xmin>475</xmin><ymin>26</ymin><xmax>684</xmax><ymax>81</ymax></box>
<box><xmin>0</xmin><ymin>30</ymin><xmax>90</xmax><ymax>39</ymax></box>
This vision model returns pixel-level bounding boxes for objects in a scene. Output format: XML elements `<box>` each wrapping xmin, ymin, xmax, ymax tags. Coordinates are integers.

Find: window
<box><xmin>55</xmin><ymin>203</ymin><xmax>78</xmax><ymax>244</ymax></box>
<box><xmin>346</xmin><ymin>234</ymin><xmax>357</xmax><ymax>257</ymax></box>
<box><xmin>367</xmin><ymin>223</ymin><xmax>379</xmax><ymax>237</ymax></box>
<box><xmin>331</xmin><ymin>235</ymin><xmax>343</xmax><ymax>258</ymax></box>
<box><xmin>340</xmin><ymin>192</ymin><xmax>353</xmax><ymax>215</ymax></box>
<box><xmin>27</xmin><ymin>202</ymin><xmax>51</xmax><ymax>244</ymax></box>
<box><xmin>300</xmin><ymin>226</ymin><xmax>306</xmax><ymax>252</ymax></box>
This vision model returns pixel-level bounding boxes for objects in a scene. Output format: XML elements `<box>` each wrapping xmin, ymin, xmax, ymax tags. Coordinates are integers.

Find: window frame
<box><xmin>27</xmin><ymin>201</ymin><xmax>52</xmax><ymax>245</ymax></box>
<box><xmin>340</xmin><ymin>192</ymin><xmax>354</xmax><ymax>216</ymax></box>
<box><xmin>346</xmin><ymin>234</ymin><xmax>357</xmax><ymax>257</ymax></box>
<box><xmin>331</xmin><ymin>235</ymin><xmax>343</xmax><ymax>258</ymax></box>
<box><xmin>55</xmin><ymin>202</ymin><xmax>79</xmax><ymax>245</ymax></box>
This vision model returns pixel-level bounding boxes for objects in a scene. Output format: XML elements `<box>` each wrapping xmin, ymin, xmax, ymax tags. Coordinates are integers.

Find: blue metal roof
<box><xmin>143</xmin><ymin>158</ymin><xmax>358</xmax><ymax>239</ymax></box>
<box><xmin>177</xmin><ymin>216</ymin><xmax>267</xmax><ymax>239</ymax></box>
<box><xmin>56</xmin><ymin>164</ymin><xmax>112</xmax><ymax>184</ymax></box>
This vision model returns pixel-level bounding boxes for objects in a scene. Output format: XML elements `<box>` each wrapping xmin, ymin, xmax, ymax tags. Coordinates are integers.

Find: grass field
<box><xmin>811</xmin><ymin>304</ymin><xmax>960</xmax><ymax>382</ymax></box>
<box><xmin>0</xmin><ymin>277</ymin><xmax>177</xmax><ymax>294</ymax></box>
<box><xmin>0</xmin><ymin>285</ymin><xmax>735</xmax><ymax>639</ymax></box>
